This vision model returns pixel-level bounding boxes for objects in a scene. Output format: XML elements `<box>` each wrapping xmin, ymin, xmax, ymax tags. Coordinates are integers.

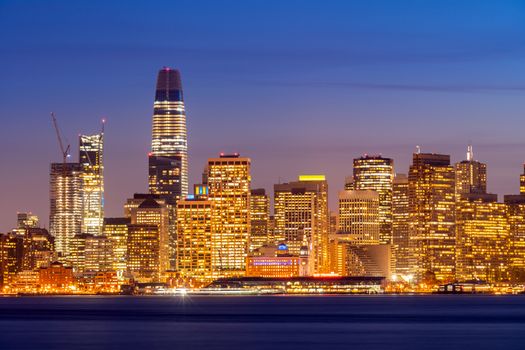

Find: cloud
<box><xmin>246</xmin><ymin>80</ymin><xmax>525</xmax><ymax>93</ymax></box>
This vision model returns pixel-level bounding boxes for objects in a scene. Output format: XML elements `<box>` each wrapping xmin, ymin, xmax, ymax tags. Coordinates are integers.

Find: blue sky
<box><xmin>1</xmin><ymin>0</ymin><xmax>525</xmax><ymax>230</ymax></box>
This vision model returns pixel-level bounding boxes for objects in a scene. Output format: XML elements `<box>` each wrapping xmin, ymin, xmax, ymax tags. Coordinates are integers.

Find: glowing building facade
<box><xmin>207</xmin><ymin>154</ymin><xmax>251</xmax><ymax>278</ymax></box>
<box><xmin>249</xmin><ymin>188</ymin><xmax>270</xmax><ymax>252</ymax></box>
<box><xmin>16</xmin><ymin>213</ymin><xmax>39</xmax><ymax>231</ymax></box>
<box><xmin>274</xmin><ymin>175</ymin><xmax>329</xmax><ymax>274</ymax></box>
<box><xmin>456</xmin><ymin>193</ymin><xmax>510</xmax><ymax>283</ymax></box>
<box><xmin>454</xmin><ymin>145</ymin><xmax>487</xmax><ymax>199</ymax></box>
<box><xmin>246</xmin><ymin>244</ymin><xmax>308</xmax><ymax>278</ymax></box>
<box><xmin>127</xmin><ymin>198</ymin><xmax>169</xmax><ymax>282</ymax></box>
<box><xmin>504</xmin><ymin>195</ymin><xmax>525</xmax><ymax>282</ymax></box>
<box><xmin>150</xmin><ymin>67</ymin><xmax>188</xmax><ymax>198</ymax></box>
<box><xmin>353</xmin><ymin>156</ymin><xmax>394</xmax><ymax>244</ymax></box>
<box><xmin>103</xmin><ymin>217</ymin><xmax>130</xmax><ymax>275</ymax></box>
<box><xmin>337</xmin><ymin>189</ymin><xmax>380</xmax><ymax>245</ymax></box>
<box><xmin>49</xmin><ymin>162</ymin><xmax>83</xmax><ymax>260</ymax></box>
<box><xmin>79</xmin><ymin>133</ymin><xmax>104</xmax><ymax>235</ymax></box>
<box><xmin>176</xmin><ymin>198</ymin><xmax>216</xmax><ymax>284</ymax></box>
<box><xmin>392</xmin><ymin>174</ymin><xmax>410</xmax><ymax>275</ymax></box>
<box><xmin>520</xmin><ymin>164</ymin><xmax>525</xmax><ymax>194</ymax></box>
<box><xmin>408</xmin><ymin>153</ymin><xmax>456</xmax><ymax>283</ymax></box>
<box><xmin>69</xmin><ymin>233</ymin><xmax>113</xmax><ymax>274</ymax></box>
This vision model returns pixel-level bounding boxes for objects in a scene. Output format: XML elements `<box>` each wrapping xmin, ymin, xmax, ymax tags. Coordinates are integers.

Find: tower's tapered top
<box><xmin>155</xmin><ymin>67</ymin><xmax>183</xmax><ymax>102</ymax></box>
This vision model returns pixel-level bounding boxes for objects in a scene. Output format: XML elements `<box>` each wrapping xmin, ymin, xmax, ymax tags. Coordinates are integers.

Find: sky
<box><xmin>1</xmin><ymin>0</ymin><xmax>525</xmax><ymax>231</ymax></box>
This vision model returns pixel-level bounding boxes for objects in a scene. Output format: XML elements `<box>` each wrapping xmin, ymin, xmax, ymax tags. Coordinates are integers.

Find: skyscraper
<box><xmin>274</xmin><ymin>175</ymin><xmax>329</xmax><ymax>274</ymax></box>
<box><xmin>207</xmin><ymin>154</ymin><xmax>251</xmax><ymax>278</ymax></box>
<box><xmin>16</xmin><ymin>213</ymin><xmax>39</xmax><ymax>230</ymax></box>
<box><xmin>504</xmin><ymin>195</ymin><xmax>525</xmax><ymax>282</ymax></box>
<box><xmin>103</xmin><ymin>217</ymin><xmax>130</xmax><ymax>275</ymax></box>
<box><xmin>249</xmin><ymin>188</ymin><xmax>270</xmax><ymax>252</ymax></box>
<box><xmin>520</xmin><ymin>164</ymin><xmax>525</xmax><ymax>195</ymax></box>
<box><xmin>456</xmin><ymin>193</ymin><xmax>509</xmax><ymax>283</ymax></box>
<box><xmin>337</xmin><ymin>189</ymin><xmax>380</xmax><ymax>245</ymax></box>
<box><xmin>49</xmin><ymin>162</ymin><xmax>83</xmax><ymax>260</ymax></box>
<box><xmin>392</xmin><ymin>174</ymin><xmax>410</xmax><ymax>275</ymax></box>
<box><xmin>454</xmin><ymin>145</ymin><xmax>487</xmax><ymax>199</ymax></box>
<box><xmin>79</xmin><ymin>133</ymin><xmax>104</xmax><ymax>235</ymax></box>
<box><xmin>353</xmin><ymin>155</ymin><xmax>394</xmax><ymax>245</ymax></box>
<box><xmin>127</xmin><ymin>198</ymin><xmax>169</xmax><ymax>282</ymax></box>
<box><xmin>150</xmin><ymin>67</ymin><xmax>188</xmax><ymax>198</ymax></box>
<box><xmin>176</xmin><ymin>197</ymin><xmax>217</xmax><ymax>285</ymax></box>
<box><xmin>148</xmin><ymin>155</ymin><xmax>182</xmax><ymax>200</ymax></box>
<box><xmin>408</xmin><ymin>153</ymin><xmax>455</xmax><ymax>283</ymax></box>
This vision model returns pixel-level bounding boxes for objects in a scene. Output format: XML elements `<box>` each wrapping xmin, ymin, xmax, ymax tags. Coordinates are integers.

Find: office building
<box><xmin>392</xmin><ymin>174</ymin><xmax>410</xmax><ymax>275</ymax></box>
<box><xmin>504</xmin><ymin>194</ymin><xmax>525</xmax><ymax>282</ymax></box>
<box><xmin>103</xmin><ymin>217</ymin><xmax>130</xmax><ymax>275</ymax></box>
<box><xmin>127</xmin><ymin>198</ymin><xmax>169</xmax><ymax>282</ymax></box>
<box><xmin>408</xmin><ymin>153</ymin><xmax>455</xmax><ymax>283</ymax></box>
<box><xmin>454</xmin><ymin>145</ymin><xmax>487</xmax><ymax>199</ymax></box>
<box><xmin>69</xmin><ymin>233</ymin><xmax>113</xmax><ymax>274</ymax></box>
<box><xmin>150</xmin><ymin>67</ymin><xmax>188</xmax><ymax>198</ymax></box>
<box><xmin>353</xmin><ymin>156</ymin><xmax>394</xmax><ymax>244</ymax></box>
<box><xmin>207</xmin><ymin>154</ymin><xmax>251</xmax><ymax>277</ymax></box>
<box><xmin>79</xmin><ymin>133</ymin><xmax>104</xmax><ymax>235</ymax></box>
<box><xmin>16</xmin><ymin>213</ymin><xmax>39</xmax><ymax>231</ymax></box>
<box><xmin>337</xmin><ymin>189</ymin><xmax>380</xmax><ymax>245</ymax></box>
<box><xmin>176</xmin><ymin>198</ymin><xmax>216</xmax><ymax>284</ymax></box>
<box><xmin>249</xmin><ymin>188</ymin><xmax>270</xmax><ymax>252</ymax></box>
<box><xmin>21</xmin><ymin>228</ymin><xmax>55</xmax><ymax>271</ymax></box>
<box><xmin>49</xmin><ymin>162</ymin><xmax>83</xmax><ymax>260</ymax></box>
<box><xmin>456</xmin><ymin>193</ymin><xmax>509</xmax><ymax>283</ymax></box>
<box><xmin>274</xmin><ymin>175</ymin><xmax>329</xmax><ymax>274</ymax></box>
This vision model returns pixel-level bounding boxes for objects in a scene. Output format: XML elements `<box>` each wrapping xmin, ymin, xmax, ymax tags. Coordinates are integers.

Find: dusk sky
<box><xmin>2</xmin><ymin>0</ymin><xmax>525</xmax><ymax>232</ymax></box>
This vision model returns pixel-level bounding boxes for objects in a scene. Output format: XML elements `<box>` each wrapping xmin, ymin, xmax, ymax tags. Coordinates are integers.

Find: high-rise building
<box><xmin>337</xmin><ymin>190</ymin><xmax>380</xmax><ymax>245</ymax></box>
<box><xmin>69</xmin><ymin>233</ymin><xmax>113</xmax><ymax>274</ymax></box>
<box><xmin>148</xmin><ymin>155</ymin><xmax>182</xmax><ymax>201</ymax></box>
<box><xmin>408</xmin><ymin>153</ymin><xmax>455</xmax><ymax>283</ymax></box>
<box><xmin>344</xmin><ymin>176</ymin><xmax>354</xmax><ymax>190</ymax></box>
<box><xmin>274</xmin><ymin>175</ymin><xmax>329</xmax><ymax>274</ymax></box>
<box><xmin>454</xmin><ymin>145</ymin><xmax>487</xmax><ymax>199</ymax></box>
<box><xmin>207</xmin><ymin>154</ymin><xmax>251</xmax><ymax>278</ymax></box>
<box><xmin>0</xmin><ymin>233</ymin><xmax>23</xmax><ymax>288</ymax></box>
<box><xmin>79</xmin><ymin>133</ymin><xmax>104</xmax><ymax>235</ymax></box>
<box><xmin>176</xmin><ymin>198</ymin><xmax>217</xmax><ymax>284</ymax></box>
<box><xmin>353</xmin><ymin>156</ymin><xmax>394</xmax><ymax>244</ymax></box>
<box><xmin>150</xmin><ymin>67</ymin><xmax>188</xmax><ymax>198</ymax></box>
<box><xmin>504</xmin><ymin>195</ymin><xmax>525</xmax><ymax>282</ymax></box>
<box><xmin>520</xmin><ymin>165</ymin><xmax>525</xmax><ymax>195</ymax></box>
<box><xmin>392</xmin><ymin>174</ymin><xmax>410</xmax><ymax>275</ymax></box>
<box><xmin>49</xmin><ymin>162</ymin><xmax>83</xmax><ymax>260</ymax></box>
<box><xmin>16</xmin><ymin>213</ymin><xmax>39</xmax><ymax>230</ymax></box>
<box><xmin>103</xmin><ymin>217</ymin><xmax>130</xmax><ymax>275</ymax></box>
<box><xmin>21</xmin><ymin>228</ymin><xmax>55</xmax><ymax>271</ymax></box>
<box><xmin>456</xmin><ymin>193</ymin><xmax>509</xmax><ymax>283</ymax></box>
<box><xmin>249</xmin><ymin>188</ymin><xmax>270</xmax><ymax>252</ymax></box>
<box><xmin>127</xmin><ymin>198</ymin><xmax>169</xmax><ymax>282</ymax></box>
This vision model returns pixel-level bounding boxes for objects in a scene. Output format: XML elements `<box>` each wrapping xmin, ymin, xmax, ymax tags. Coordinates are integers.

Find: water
<box><xmin>0</xmin><ymin>295</ymin><xmax>524</xmax><ymax>349</ymax></box>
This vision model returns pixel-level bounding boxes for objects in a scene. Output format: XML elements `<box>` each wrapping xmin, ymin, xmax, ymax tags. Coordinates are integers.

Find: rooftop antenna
<box><xmin>416</xmin><ymin>145</ymin><xmax>421</xmax><ymax>154</ymax></box>
<box><xmin>467</xmin><ymin>143</ymin><xmax>474</xmax><ymax>161</ymax></box>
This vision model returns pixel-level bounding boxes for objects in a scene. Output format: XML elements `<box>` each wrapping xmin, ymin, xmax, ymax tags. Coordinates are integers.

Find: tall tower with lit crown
<box><xmin>150</xmin><ymin>67</ymin><xmax>188</xmax><ymax>199</ymax></box>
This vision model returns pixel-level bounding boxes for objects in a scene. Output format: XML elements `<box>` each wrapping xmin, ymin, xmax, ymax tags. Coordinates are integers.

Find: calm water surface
<box><xmin>0</xmin><ymin>295</ymin><xmax>524</xmax><ymax>349</ymax></box>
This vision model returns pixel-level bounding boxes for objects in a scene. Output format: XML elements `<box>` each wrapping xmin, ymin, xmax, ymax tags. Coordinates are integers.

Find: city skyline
<box><xmin>3</xmin><ymin>1</ymin><xmax>525</xmax><ymax>232</ymax></box>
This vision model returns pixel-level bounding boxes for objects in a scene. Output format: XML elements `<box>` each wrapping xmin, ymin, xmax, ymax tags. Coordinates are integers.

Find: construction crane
<box><xmin>50</xmin><ymin>112</ymin><xmax>71</xmax><ymax>164</ymax></box>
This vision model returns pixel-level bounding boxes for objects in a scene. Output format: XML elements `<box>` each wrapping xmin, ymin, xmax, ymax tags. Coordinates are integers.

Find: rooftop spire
<box><xmin>467</xmin><ymin>144</ymin><xmax>474</xmax><ymax>161</ymax></box>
